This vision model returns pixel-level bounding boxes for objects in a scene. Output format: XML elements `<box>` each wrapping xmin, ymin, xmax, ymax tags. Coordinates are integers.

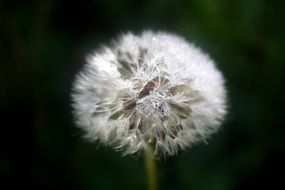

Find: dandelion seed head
<box><xmin>72</xmin><ymin>31</ymin><xmax>227</xmax><ymax>157</ymax></box>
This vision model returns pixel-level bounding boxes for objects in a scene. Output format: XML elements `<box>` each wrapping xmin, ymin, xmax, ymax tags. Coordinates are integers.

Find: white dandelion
<box><xmin>72</xmin><ymin>31</ymin><xmax>227</xmax><ymax>158</ymax></box>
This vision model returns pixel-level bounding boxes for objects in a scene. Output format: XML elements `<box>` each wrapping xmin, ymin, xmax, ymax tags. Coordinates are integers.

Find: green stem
<box><xmin>144</xmin><ymin>146</ymin><xmax>157</xmax><ymax>190</ymax></box>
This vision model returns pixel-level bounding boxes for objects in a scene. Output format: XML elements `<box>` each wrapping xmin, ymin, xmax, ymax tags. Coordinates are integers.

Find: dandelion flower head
<box><xmin>72</xmin><ymin>31</ymin><xmax>227</xmax><ymax>157</ymax></box>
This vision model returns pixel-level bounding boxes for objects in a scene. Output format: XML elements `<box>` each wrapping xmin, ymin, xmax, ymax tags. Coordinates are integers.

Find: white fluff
<box><xmin>72</xmin><ymin>31</ymin><xmax>227</xmax><ymax>158</ymax></box>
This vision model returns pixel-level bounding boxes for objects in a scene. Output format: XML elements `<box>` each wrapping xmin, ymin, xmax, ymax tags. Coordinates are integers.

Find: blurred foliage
<box><xmin>1</xmin><ymin>0</ymin><xmax>285</xmax><ymax>190</ymax></box>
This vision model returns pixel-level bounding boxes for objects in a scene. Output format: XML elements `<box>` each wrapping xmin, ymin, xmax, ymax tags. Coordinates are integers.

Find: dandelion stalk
<box><xmin>144</xmin><ymin>145</ymin><xmax>157</xmax><ymax>190</ymax></box>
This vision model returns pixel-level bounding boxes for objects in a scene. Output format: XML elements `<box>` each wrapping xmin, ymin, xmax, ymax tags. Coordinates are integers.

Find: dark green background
<box><xmin>1</xmin><ymin>0</ymin><xmax>284</xmax><ymax>189</ymax></box>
